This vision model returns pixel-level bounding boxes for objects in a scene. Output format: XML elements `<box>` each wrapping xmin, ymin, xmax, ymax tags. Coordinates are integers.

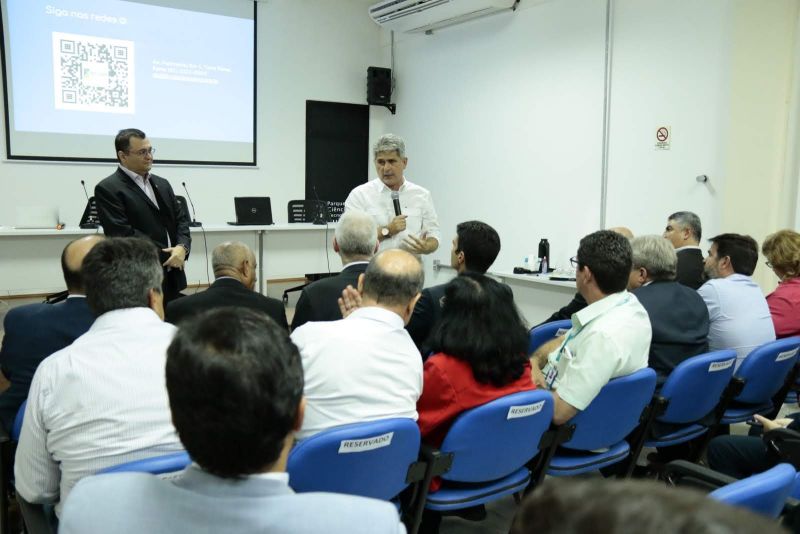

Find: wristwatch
<box><xmin>381</xmin><ymin>226</ymin><xmax>390</xmax><ymax>238</ymax></box>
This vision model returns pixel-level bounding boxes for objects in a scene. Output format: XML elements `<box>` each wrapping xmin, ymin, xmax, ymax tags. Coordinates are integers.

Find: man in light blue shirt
<box><xmin>698</xmin><ymin>233</ymin><xmax>775</xmax><ymax>369</ymax></box>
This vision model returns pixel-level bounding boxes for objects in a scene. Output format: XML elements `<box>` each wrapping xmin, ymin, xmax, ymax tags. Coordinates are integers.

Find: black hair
<box><xmin>512</xmin><ymin>478</ymin><xmax>784</xmax><ymax>534</ymax></box>
<box><xmin>709</xmin><ymin>233</ymin><xmax>759</xmax><ymax>276</ymax></box>
<box><xmin>82</xmin><ymin>237</ymin><xmax>163</xmax><ymax>315</ymax></box>
<box><xmin>577</xmin><ymin>230</ymin><xmax>632</xmax><ymax>294</ymax></box>
<box><xmin>115</xmin><ymin>128</ymin><xmax>146</xmax><ymax>160</ymax></box>
<box><xmin>166</xmin><ymin>307</ymin><xmax>304</xmax><ymax>478</ymax></box>
<box><xmin>428</xmin><ymin>272</ymin><xmax>529</xmax><ymax>387</ymax></box>
<box><xmin>456</xmin><ymin>220</ymin><xmax>501</xmax><ymax>273</ymax></box>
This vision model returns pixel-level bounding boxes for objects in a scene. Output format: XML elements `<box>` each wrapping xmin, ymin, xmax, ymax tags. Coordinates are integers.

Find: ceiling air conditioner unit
<box><xmin>369</xmin><ymin>0</ymin><xmax>519</xmax><ymax>34</ymax></box>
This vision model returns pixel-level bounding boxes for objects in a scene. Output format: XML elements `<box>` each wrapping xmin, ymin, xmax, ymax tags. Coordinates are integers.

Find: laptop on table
<box><xmin>228</xmin><ymin>197</ymin><xmax>273</xmax><ymax>226</ymax></box>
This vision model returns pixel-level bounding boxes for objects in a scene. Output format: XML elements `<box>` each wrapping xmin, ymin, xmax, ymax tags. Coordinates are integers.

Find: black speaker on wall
<box><xmin>367</xmin><ymin>66</ymin><xmax>392</xmax><ymax>105</ymax></box>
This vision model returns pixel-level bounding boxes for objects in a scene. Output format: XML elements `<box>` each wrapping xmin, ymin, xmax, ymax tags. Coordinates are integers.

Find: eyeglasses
<box><xmin>570</xmin><ymin>256</ymin><xmax>579</xmax><ymax>268</ymax></box>
<box><xmin>128</xmin><ymin>147</ymin><xmax>155</xmax><ymax>157</ymax></box>
<box><xmin>766</xmin><ymin>260</ymin><xmax>773</xmax><ymax>269</ymax></box>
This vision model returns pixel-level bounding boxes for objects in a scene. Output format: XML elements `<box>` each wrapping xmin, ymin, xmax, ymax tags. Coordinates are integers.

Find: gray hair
<box><xmin>335</xmin><ymin>210</ymin><xmax>377</xmax><ymax>258</ymax></box>
<box><xmin>82</xmin><ymin>237</ymin><xmax>164</xmax><ymax>315</ymax></box>
<box><xmin>362</xmin><ymin>250</ymin><xmax>424</xmax><ymax>307</ymax></box>
<box><xmin>631</xmin><ymin>235</ymin><xmax>677</xmax><ymax>282</ymax></box>
<box><xmin>668</xmin><ymin>211</ymin><xmax>702</xmax><ymax>241</ymax></box>
<box><xmin>212</xmin><ymin>241</ymin><xmax>253</xmax><ymax>274</ymax></box>
<box><xmin>373</xmin><ymin>133</ymin><xmax>406</xmax><ymax>159</ymax></box>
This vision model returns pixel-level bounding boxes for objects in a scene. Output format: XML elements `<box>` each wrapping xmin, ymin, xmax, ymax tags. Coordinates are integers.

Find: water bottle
<box><xmin>540</xmin><ymin>256</ymin><xmax>548</xmax><ymax>274</ymax></box>
<box><xmin>538</xmin><ymin>239</ymin><xmax>549</xmax><ymax>272</ymax></box>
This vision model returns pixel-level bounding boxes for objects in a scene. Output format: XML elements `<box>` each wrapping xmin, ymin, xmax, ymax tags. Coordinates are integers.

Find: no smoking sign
<box><xmin>655</xmin><ymin>126</ymin><xmax>671</xmax><ymax>150</ymax></box>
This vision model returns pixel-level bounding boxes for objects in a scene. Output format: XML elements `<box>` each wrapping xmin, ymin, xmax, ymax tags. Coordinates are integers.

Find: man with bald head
<box><xmin>291</xmin><ymin>249</ymin><xmax>424</xmax><ymax>439</ymax></box>
<box><xmin>165</xmin><ymin>242</ymin><xmax>287</xmax><ymax>330</ymax></box>
<box><xmin>0</xmin><ymin>235</ymin><xmax>103</xmax><ymax>432</ymax></box>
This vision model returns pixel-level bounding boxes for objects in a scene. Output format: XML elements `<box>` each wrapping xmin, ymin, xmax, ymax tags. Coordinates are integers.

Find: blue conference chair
<box><xmin>528</xmin><ymin>319</ymin><xmax>571</xmax><ymax>355</ymax></box>
<box><xmin>709</xmin><ymin>463</ymin><xmax>797</xmax><ymax>518</ymax></box>
<box><xmin>288</xmin><ymin>418</ymin><xmax>423</xmax><ymax>500</ymax></box>
<box><xmin>542</xmin><ymin>367</ymin><xmax>657</xmax><ymax>477</ymax></box>
<box><xmin>419</xmin><ymin>390</ymin><xmax>557</xmax><ymax>516</ymax></box>
<box><xmin>98</xmin><ymin>451</ymin><xmax>191</xmax><ymax>475</ymax></box>
<box><xmin>719</xmin><ymin>337</ymin><xmax>800</xmax><ymax>425</ymax></box>
<box><xmin>626</xmin><ymin>350</ymin><xmax>738</xmax><ymax>471</ymax></box>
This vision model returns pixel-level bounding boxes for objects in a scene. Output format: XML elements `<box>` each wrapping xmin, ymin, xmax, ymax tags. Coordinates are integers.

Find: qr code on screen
<box><xmin>52</xmin><ymin>32</ymin><xmax>135</xmax><ymax>114</ymax></box>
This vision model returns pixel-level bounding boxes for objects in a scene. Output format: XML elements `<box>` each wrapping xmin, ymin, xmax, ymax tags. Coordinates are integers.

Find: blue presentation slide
<box><xmin>6</xmin><ymin>0</ymin><xmax>254</xmax><ymax>143</ymax></box>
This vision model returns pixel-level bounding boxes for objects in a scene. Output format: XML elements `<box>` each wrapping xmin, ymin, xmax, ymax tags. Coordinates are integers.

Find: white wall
<box><xmin>0</xmin><ymin>0</ymin><xmax>385</xmax><ymax>294</ymax></box>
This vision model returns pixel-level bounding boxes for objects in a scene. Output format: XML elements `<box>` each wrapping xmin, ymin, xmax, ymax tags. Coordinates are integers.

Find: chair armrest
<box><xmin>662</xmin><ymin>460</ymin><xmax>737</xmax><ymax>489</ymax></box>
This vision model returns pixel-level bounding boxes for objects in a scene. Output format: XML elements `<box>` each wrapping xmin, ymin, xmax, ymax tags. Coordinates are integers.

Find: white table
<box><xmin>0</xmin><ymin>223</ymin><xmax>336</xmax><ymax>296</ymax></box>
<box><xmin>491</xmin><ymin>271</ymin><xmax>577</xmax><ymax>326</ymax></box>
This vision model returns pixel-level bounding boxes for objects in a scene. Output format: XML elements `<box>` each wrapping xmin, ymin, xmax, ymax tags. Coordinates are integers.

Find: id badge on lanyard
<box><xmin>544</xmin><ymin>344</ymin><xmax>574</xmax><ymax>389</ymax></box>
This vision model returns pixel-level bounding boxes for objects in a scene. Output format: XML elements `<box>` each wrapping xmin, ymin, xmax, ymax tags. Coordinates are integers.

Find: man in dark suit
<box><xmin>291</xmin><ymin>209</ymin><xmax>378</xmax><ymax>330</ymax></box>
<box><xmin>406</xmin><ymin>220</ymin><xmax>501</xmax><ymax>355</ymax></box>
<box><xmin>0</xmin><ymin>235</ymin><xmax>102</xmax><ymax>432</ymax></box>
<box><xmin>628</xmin><ymin>234</ymin><xmax>709</xmax><ymax>382</ymax></box>
<box><xmin>166</xmin><ymin>242</ymin><xmax>288</xmax><ymax>330</ymax></box>
<box><xmin>95</xmin><ymin>128</ymin><xmax>191</xmax><ymax>303</ymax></box>
<box><xmin>663</xmin><ymin>210</ymin><xmax>705</xmax><ymax>289</ymax></box>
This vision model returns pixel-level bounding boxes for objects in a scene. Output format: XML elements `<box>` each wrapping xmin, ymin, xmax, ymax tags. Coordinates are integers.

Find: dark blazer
<box><xmin>676</xmin><ymin>248</ymin><xmax>705</xmax><ymax>290</ymax></box>
<box><xmin>291</xmin><ymin>263</ymin><xmax>367</xmax><ymax>331</ymax></box>
<box><xmin>0</xmin><ymin>297</ymin><xmax>94</xmax><ymax>432</ymax></box>
<box><xmin>95</xmin><ymin>168</ymin><xmax>192</xmax><ymax>300</ymax></box>
<box><xmin>406</xmin><ymin>282</ymin><xmax>447</xmax><ymax>354</ymax></box>
<box><xmin>633</xmin><ymin>280</ymin><xmax>710</xmax><ymax>382</ymax></box>
<box><xmin>165</xmin><ymin>278</ymin><xmax>288</xmax><ymax>331</ymax></box>
<box><xmin>536</xmin><ymin>292</ymin><xmax>588</xmax><ymax>327</ymax></box>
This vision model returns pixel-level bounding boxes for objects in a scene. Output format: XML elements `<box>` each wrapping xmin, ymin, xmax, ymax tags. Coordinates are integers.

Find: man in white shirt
<box><xmin>698</xmin><ymin>233</ymin><xmax>775</xmax><ymax>368</ymax></box>
<box><xmin>14</xmin><ymin>237</ymin><xmax>183</xmax><ymax>517</ymax></box>
<box><xmin>531</xmin><ymin>230</ymin><xmax>651</xmax><ymax>425</ymax></box>
<box><xmin>291</xmin><ymin>249</ymin><xmax>424</xmax><ymax>439</ymax></box>
<box><xmin>60</xmin><ymin>308</ymin><xmax>406</xmax><ymax>534</ymax></box>
<box><xmin>344</xmin><ymin>134</ymin><xmax>440</xmax><ymax>256</ymax></box>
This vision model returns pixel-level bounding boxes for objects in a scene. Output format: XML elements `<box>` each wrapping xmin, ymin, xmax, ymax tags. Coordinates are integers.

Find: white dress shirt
<box><xmin>344</xmin><ymin>178</ymin><xmax>440</xmax><ymax>252</ymax></box>
<box><xmin>14</xmin><ymin>307</ymin><xmax>183</xmax><ymax>516</ymax></box>
<box><xmin>290</xmin><ymin>307</ymin><xmax>423</xmax><ymax>440</ymax></box>
<box><xmin>698</xmin><ymin>274</ymin><xmax>776</xmax><ymax>368</ymax></box>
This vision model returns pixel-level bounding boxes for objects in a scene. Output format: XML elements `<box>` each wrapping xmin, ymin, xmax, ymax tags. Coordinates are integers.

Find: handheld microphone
<box><xmin>391</xmin><ymin>191</ymin><xmax>402</xmax><ymax>216</ymax></box>
<box><xmin>79</xmin><ymin>180</ymin><xmax>99</xmax><ymax>229</ymax></box>
<box><xmin>181</xmin><ymin>182</ymin><xmax>202</xmax><ymax>227</ymax></box>
<box><xmin>311</xmin><ymin>186</ymin><xmax>326</xmax><ymax>225</ymax></box>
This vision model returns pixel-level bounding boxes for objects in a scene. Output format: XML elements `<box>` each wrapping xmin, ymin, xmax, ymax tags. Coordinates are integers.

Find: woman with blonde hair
<box><xmin>762</xmin><ymin>229</ymin><xmax>800</xmax><ymax>337</ymax></box>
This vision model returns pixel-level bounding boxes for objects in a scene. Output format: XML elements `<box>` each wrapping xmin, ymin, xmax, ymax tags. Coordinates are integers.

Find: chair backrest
<box><xmin>439</xmin><ymin>389</ymin><xmax>553</xmax><ymax>482</ymax></box>
<box><xmin>98</xmin><ymin>452</ymin><xmax>191</xmax><ymax>475</ymax></box>
<box><xmin>709</xmin><ymin>463</ymin><xmax>796</xmax><ymax>518</ymax></box>
<box><xmin>734</xmin><ymin>337</ymin><xmax>800</xmax><ymax>404</ymax></box>
<box><xmin>12</xmin><ymin>400</ymin><xmax>26</xmax><ymax>442</ymax></box>
<box><xmin>287</xmin><ymin>418</ymin><xmax>420</xmax><ymax>500</ymax></box>
<box><xmin>528</xmin><ymin>320</ymin><xmax>572</xmax><ymax>354</ymax></box>
<box><xmin>657</xmin><ymin>350</ymin><xmax>737</xmax><ymax>424</ymax></box>
<box><xmin>561</xmin><ymin>367</ymin><xmax>657</xmax><ymax>451</ymax></box>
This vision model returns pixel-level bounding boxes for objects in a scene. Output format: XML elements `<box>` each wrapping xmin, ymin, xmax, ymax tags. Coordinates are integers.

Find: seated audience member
<box><xmin>166</xmin><ymin>241</ymin><xmax>287</xmax><ymax>330</ymax></box>
<box><xmin>510</xmin><ymin>478</ymin><xmax>784</xmax><ymax>534</ymax></box>
<box><xmin>698</xmin><ymin>233</ymin><xmax>775</xmax><ymax>368</ymax></box>
<box><xmin>291</xmin><ymin>209</ymin><xmax>377</xmax><ymax>330</ymax></box>
<box><xmin>406</xmin><ymin>220</ymin><xmax>501</xmax><ymax>353</ymax></box>
<box><xmin>761</xmin><ymin>229</ymin><xmax>800</xmax><ymax>338</ymax></box>
<box><xmin>15</xmin><ymin>237</ymin><xmax>183</xmax><ymax>516</ymax></box>
<box><xmin>60</xmin><ymin>308</ymin><xmax>405</xmax><ymax>534</ymax></box>
<box><xmin>707</xmin><ymin>413</ymin><xmax>800</xmax><ymax>480</ymax></box>
<box><xmin>536</xmin><ymin>226</ymin><xmax>633</xmax><ymax>326</ymax></box>
<box><xmin>663</xmin><ymin>211</ymin><xmax>705</xmax><ymax>289</ymax></box>
<box><xmin>530</xmin><ymin>230</ymin><xmax>651</xmax><ymax>424</ymax></box>
<box><xmin>0</xmin><ymin>235</ymin><xmax>102</xmax><ymax>432</ymax></box>
<box><xmin>291</xmin><ymin>249</ymin><xmax>424</xmax><ymax>439</ymax></box>
<box><xmin>418</xmin><ymin>272</ymin><xmax>535</xmax><ymax>448</ymax></box>
<box><xmin>628</xmin><ymin>235</ymin><xmax>709</xmax><ymax>382</ymax></box>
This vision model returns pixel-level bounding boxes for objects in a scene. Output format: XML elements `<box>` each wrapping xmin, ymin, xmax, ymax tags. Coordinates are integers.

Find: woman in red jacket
<box><xmin>416</xmin><ymin>272</ymin><xmax>535</xmax><ymax>451</ymax></box>
<box><xmin>763</xmin><ymin>230</ymin><xmax>800</xmax><ymax>338</ymax></box>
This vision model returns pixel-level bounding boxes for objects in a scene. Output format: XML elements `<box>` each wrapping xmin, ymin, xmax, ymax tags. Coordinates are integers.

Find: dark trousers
<box><xmin>706</xmin><ymin>435</ymin><xmax>775</xmax><ymax>479</ymax></box>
